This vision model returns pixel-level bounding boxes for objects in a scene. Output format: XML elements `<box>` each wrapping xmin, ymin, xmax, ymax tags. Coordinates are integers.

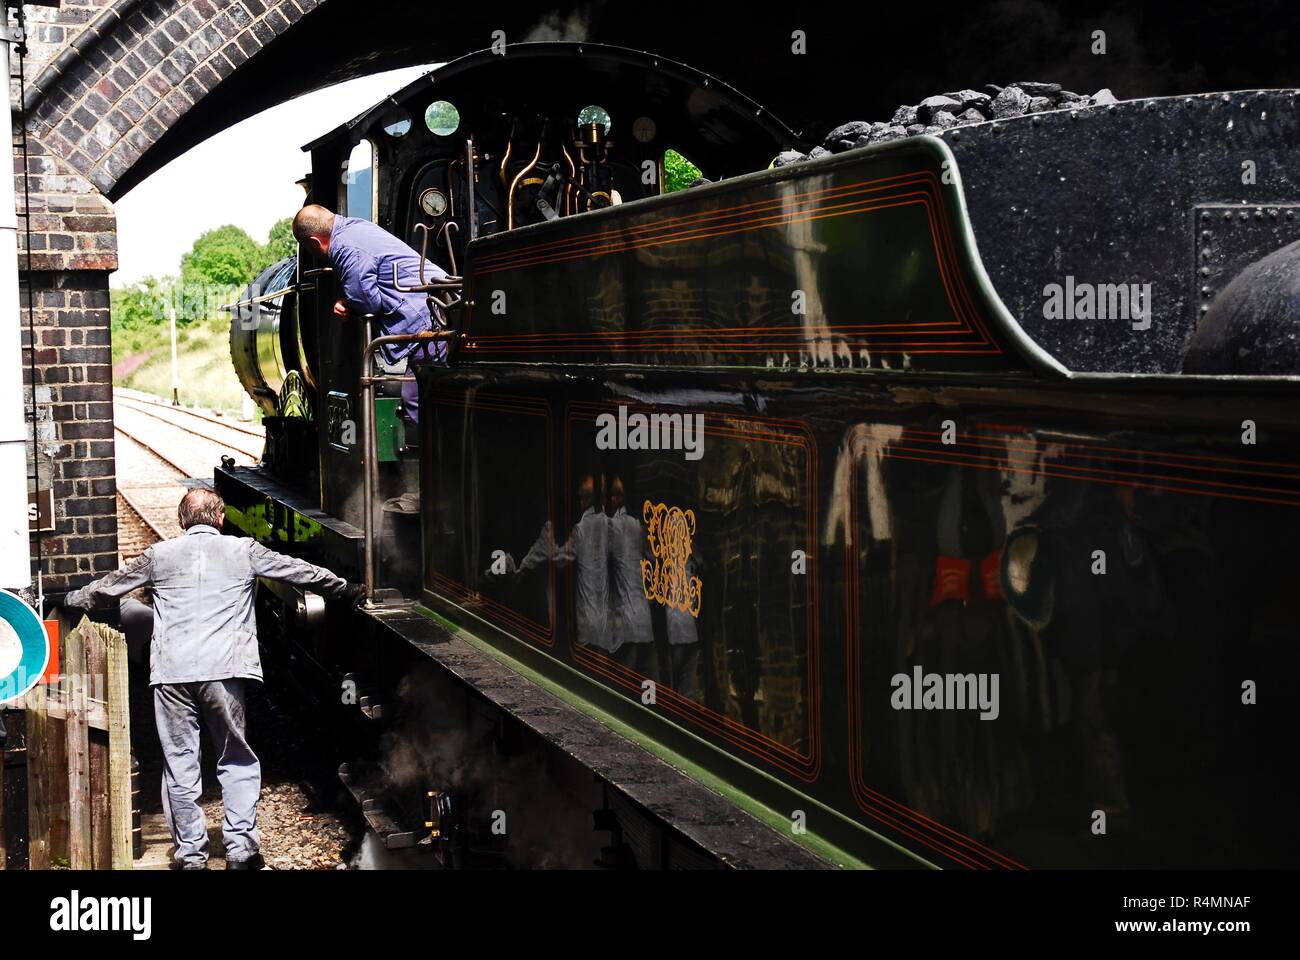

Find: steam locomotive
<box><xmin>222</xmin><ymin>42</ymin><xmax>1300</xmax><ymax>868</ymax></box>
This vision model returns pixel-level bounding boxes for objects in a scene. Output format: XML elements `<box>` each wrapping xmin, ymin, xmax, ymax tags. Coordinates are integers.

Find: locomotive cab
<box><xmin>228</xmin><ymin>42</ymin><xmax>799</xmax><ymax>597</ymax></box>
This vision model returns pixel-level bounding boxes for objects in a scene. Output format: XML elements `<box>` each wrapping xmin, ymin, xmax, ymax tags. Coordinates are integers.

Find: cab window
<box><xmin>341</xmin><ymin>139</ymin><xmax>375</xmax><ymax>221</ymax></box>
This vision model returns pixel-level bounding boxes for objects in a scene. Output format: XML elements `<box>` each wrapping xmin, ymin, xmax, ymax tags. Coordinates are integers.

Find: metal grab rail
<box><xmin>388</xmin><ymin>221</ymin><xmax>462</xmax><ymax>295</ymax></box>
<box><xmin>221</xmin><ymin>284</ymin><xmax>300</xmax><ymax>311</ymax></box>
<box><xmin>359</xmin><ymin>326</ymin><xmax>457</xmax><ymax>604</ymax></box>
<box><xmin>390</xmin><ymin>261</ymin><xmax>464</xmax><ymax>294</ymax></box>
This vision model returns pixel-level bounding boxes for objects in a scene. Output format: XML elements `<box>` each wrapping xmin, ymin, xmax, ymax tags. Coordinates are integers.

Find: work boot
<box><xmin>225</xmin><ymin>852</ymin><xmax>266</xmax><ymax>870</ymax></box>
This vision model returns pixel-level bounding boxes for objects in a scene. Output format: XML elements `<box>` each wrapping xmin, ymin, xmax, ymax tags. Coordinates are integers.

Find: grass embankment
<box><xmin>111</xmin><ymin>315</ymin><xmax>252</xmax><ymax>415</ymax></box>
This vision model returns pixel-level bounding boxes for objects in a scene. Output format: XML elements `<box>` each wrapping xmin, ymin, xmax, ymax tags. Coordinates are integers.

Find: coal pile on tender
<box><xmin>772</xmin><ymin>83</ymin><xmax>1121</xmax><ymax>167</ymax></box>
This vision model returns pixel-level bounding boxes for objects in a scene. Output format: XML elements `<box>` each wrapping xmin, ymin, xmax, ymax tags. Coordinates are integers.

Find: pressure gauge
<box><xmin>632</xmin><ymin>116</ymin><xmax>657</xmax><ymax>143</ymax></box>
<box><xmin>419</xmin><ymin>188</ymin><xmax>448</xmax><ymax>218</ymax></box>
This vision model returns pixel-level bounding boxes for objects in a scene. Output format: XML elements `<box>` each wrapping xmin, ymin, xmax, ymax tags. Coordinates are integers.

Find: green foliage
<box><xmin>114</xmin><ymin>221</ymin><xmax>298</xmax><ymax>331</ymax></box>
<box><xmin>110</xmin><ymin>219</ymin><xmax>299</xmax><ymax>411</ymax></box>
<box><xmin>180</xmin><ymin>224</ymin><xmax>266</xmax><ymax>288</ymax></box>
<box><xmin>110</xmin><ymin>276</ymin><xmax>171</xmax><ymax>333</ymax></box>
<box><xmin>266</xmin><ymin>216</ymin><xmax>297</xmax><ymax>261</ymax></box>
<box><xmin>664</xmin><ymin>149</ymin><xmax>703</xmax><ymax>193</ymax></box>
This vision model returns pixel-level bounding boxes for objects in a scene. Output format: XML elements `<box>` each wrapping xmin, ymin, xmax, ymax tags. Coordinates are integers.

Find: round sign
<box><xmin>0</xmin><ymin>590</ymin><xmax>49</xmax><ymax>704</ymax></box>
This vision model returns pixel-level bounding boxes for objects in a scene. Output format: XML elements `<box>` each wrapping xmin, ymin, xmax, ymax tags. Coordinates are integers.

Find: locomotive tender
<box><xmin>222</xmin><ymin>42</ymin><xmax>1300</xmax><ymax>868</ymax></box>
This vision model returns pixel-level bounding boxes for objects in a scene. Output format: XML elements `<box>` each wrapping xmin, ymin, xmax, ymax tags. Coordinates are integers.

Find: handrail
<box><xmin>359</xmin><ymin>328</ymin><xmax>457</xmax><ymax>604</ymax></box>
<box><xmin>440</xmin><ymin>221</ymin><xmax>461</xmax><ymax>276</ymax></box>
<box><xmin>390</xmin><ymin>260</ymin><xmax>463</xmax><ymax>294</ymax></box>
<box><xmin>221</xmin><ymin>284</ymin><xmax>300</xmax><ymax>312</ymax></box>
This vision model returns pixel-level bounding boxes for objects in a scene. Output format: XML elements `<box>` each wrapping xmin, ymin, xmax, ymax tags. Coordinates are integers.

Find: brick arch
<box><xmin>26</xmin><ymin>0</ymin><xmax>319</xmax><ymax>197</ymax></box>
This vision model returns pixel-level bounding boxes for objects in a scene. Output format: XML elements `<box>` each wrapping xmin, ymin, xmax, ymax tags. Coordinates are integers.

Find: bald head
<box><xmin>177</xmin><ymin>488</ymin><xmax>225</xmax><ymax>531</ymax></box>
<box><xmin>292</xmin><ymin>204</ymin><xmax>336</xmax><ymax>255</ymax></box>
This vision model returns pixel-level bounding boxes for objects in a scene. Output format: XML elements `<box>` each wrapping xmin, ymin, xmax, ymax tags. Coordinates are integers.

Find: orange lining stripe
<box><xmin>473</xmin><ymin>172</ymin><xmax>941</xmax><ymax>268</ymax></box>
<box><xmin>465</xmin><ymin>168</ymin><xmax>1003</xmax><ymax>358</ymax></box>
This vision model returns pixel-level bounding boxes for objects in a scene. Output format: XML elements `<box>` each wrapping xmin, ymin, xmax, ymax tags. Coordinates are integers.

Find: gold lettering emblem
<box><xmin>640</xmin><ymin>500</ymin><xmax>702</xmax><ymax>618</ymax></box>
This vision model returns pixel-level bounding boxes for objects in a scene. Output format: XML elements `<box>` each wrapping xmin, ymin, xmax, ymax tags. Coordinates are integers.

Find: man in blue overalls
<box><xmin>292</xmin><ymin>203</ymin><xmax>447</xmax><ymax>423</ymax></box>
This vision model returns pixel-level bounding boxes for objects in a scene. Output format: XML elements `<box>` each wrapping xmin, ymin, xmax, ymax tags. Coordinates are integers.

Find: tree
<box><xmin>110</xmin><ymin>275</ymin><xmax>172</xmax><ymax>332</ymax></box>
<box><xmin>265</xmin><ymin>217</ymin><xmax>296</xmax><ymax>262</ymax></box>
<box><xmin>180</xmin><ymin>225</ymin><xmax>265</xmax><ymax>289</ymax></box>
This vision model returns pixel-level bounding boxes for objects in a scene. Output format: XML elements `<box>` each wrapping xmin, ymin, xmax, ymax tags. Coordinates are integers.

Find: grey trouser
<box><xmin>153</xmin><ymin>679</ymin><xmax>261</xmax><ymax>866</ymax></box>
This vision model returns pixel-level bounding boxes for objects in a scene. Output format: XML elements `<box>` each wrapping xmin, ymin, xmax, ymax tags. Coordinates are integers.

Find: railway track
<box><xmin>113</xmin><ymin>390</ymin><xmax>264</xmax><ymax>558</ymax></box>
<box><xmin>113</xmin><ymin>390</ymin><xmax>262</xmax><ymax>480</ymax></box>
<box><xmin>114</xmin><ymin>429</ymin><xmax>186</xmax><ymax>559</ymax></box>
<box><xmin>114</xmin><ymin>388</ymin><xmax>264</xmax><ymax>459</ymax></box>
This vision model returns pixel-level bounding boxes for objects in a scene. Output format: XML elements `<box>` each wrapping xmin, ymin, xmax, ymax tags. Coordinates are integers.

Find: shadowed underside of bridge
<box><xmin>13</xmin><ymin>0</ymin><xmax>1300</xmax><ymax>591</ymax></box>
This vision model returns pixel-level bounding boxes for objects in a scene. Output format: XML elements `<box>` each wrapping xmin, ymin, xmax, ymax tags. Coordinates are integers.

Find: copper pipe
<box><xmin>439</xmin><ymin>220</ymin><xmax>460</xmax><ymax>276</ymax></box>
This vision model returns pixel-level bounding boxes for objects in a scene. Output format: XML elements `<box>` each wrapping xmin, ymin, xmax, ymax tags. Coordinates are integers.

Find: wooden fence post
<box><xmin>106</xmin><ymin>627</ymin><xmax>132</xmax><ymax>869</ymax></box>
<box><xmin>64</xmin><ymin>622</ymin><xmax>91</xmax><ymax>870</ymax></box>
<box><xmin>25</xmin><ymin>682</ymin><xmax>49</xmax><ymax>870</ymax></box>
<box><xmin>85</xmin><ymin>621</ymin><xmax>110</xmax><ymax>868</ymax></box>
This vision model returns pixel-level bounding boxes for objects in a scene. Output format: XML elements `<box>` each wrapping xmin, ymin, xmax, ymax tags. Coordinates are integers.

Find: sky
<box><xmin>113</xmin><ymin>64</ymin><xmax>434</xmax><ymax>287</ymax></box>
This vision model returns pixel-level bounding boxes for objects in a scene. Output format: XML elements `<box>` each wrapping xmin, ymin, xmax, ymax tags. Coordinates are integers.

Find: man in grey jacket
<box><xmin>66</xmin><ymin>488</ymin><xmax>357</xmax><ymax>870</ymax></box>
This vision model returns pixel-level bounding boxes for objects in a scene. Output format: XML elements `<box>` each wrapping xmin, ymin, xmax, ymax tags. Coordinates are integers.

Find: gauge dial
<box><xmin>419</xmin><ymin>188</ymin><xmax>448</xmax><ymax>218</ymax></box>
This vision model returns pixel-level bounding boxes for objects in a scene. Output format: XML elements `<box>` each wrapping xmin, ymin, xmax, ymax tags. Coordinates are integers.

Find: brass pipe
<box><xmin>498</xmin><ymin>129</ymin><xmax>513</xmax><ymax>188</ymax></box>
<box><xmin>561</xmin><ymin>143</ymin><xmax>575</xmax><ymax>217</ymax></box>
<box><xmin>506</xmin><ymin>140</ymin><xmax>543</xmax><ymax>230</ymax></box>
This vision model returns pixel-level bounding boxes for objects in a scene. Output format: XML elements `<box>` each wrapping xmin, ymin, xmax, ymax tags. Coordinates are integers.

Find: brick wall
<box><xmin>20</xmin><ymin>269</ymin><xmax>118</xmax><ymax>589</ymax></box>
